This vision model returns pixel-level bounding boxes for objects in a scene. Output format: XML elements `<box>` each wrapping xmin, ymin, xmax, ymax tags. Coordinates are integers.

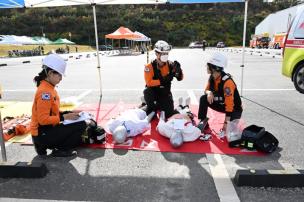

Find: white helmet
<box><xmin>42</xmin><ymin>54</ymin><xmax>67</xmax><ymax>76</ymax></box>
<box><xmin>154</xmin><ymin>40</ymin><xmax>172</xmax><ymax>53</ymax></box>
<box><xmin>207</xmin><ymin>52</ymin><xmax>227</xmax><ymax>71</ymax></box>
<box><xmin>170</xmin><ymin>130</ymin><xmax>183</xmax><ymax>148</ymax></box>
<box><xmin>113</xmin><ymin>125</ymin><xmax>127</xmax><ymax>144</ymax></box>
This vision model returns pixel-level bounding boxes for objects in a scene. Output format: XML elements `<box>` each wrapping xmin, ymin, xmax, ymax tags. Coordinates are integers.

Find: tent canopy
<box><xmin>105</xmin><ymin>26</ymin><xmax>140</xmax><ymax>40</ymax></box>
<box><xmin>0</xmin><ymin>35</ymin><xmax>37</xmax><ymax>45</ymax></box>
<box><xmin>32</xmin><ymin>36</ymin><xmax>53</xmax><ymax>45</ymax></box>
<box><xmin>133</xmin><ymin>31</ymin><xmax>151</xmax><ymax>42</ymax></box>
<box><xmin>53</xmin><ymin>38</ymin><xmax>75</xmax><ymax>44</ymax></box>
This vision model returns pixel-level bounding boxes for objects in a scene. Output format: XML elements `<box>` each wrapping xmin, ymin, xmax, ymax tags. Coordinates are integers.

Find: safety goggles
<box><xmin>159</xmin><ymin>52</ymin><xmax>169</xmax><ymax>56</ymax></box>
<box><xmin>159</xmin><ymin>45</ymin><xmax>172</xmax><ymax>52</ymax></box>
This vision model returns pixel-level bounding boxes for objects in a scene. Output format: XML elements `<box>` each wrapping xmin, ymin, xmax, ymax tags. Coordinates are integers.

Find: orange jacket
<box><xmin>205</xmin><ymin>75</ymin><xmax>237</xmax><ymax>113</ymax></box>
<box><xmin>144</xmin><ymin>62</ymin><xmax>171</xmax><ymax>87</ymax></box>
<box><xmin>30</xmin><ymin>80</ymin><xmax>61</xmax><ymax>136</ymax></box>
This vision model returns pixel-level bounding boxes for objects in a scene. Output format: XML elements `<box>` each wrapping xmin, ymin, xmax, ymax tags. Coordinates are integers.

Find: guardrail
<box><xmin>0</xmin><ymin>50</ymin><xmax>121</xmax><ymax>67</ymax></box>
<box><xmin>210</xmin><ymin>47</ymin><xmax>283</xmax><ymax>58</ymax></box>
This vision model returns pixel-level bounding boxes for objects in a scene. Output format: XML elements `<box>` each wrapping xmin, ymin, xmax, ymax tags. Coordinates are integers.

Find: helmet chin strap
<box><xmin>43</xmin><ymin>66</ymin><xmax>48</xmax><ymax>76</ymax></box>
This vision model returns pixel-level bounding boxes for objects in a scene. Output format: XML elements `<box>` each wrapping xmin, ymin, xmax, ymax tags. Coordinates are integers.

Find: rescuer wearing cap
<box><xmin>143</xmin><ymin>40</ymin><xmax>183</xmax><ymax>119</ymax></box>
<box><xmin>197</xmin><ymin>52</ymin><xmax>242</xmax><ymax>134</ymax></box>
<box><xmin>30</xmin><ymin>54</ymin><xmax>105</xmax><ymax>157</ymax></box>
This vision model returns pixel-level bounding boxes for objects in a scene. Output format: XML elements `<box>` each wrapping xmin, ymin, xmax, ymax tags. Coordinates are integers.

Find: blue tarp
<box><xmin>0</xmin><ymin>0</ymin><xmax>24</xmax><ymax>8</ymax></box>
<box><xmin>169</xmin><ymin>0</ymin><xmax>244</xmax><ymax>3</ymax></box>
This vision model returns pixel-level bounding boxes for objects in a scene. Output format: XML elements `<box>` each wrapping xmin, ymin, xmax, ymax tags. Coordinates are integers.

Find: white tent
<box><xmin>133</xmin><ymin>31</ymin><xmax>151</xmax><ymax>42</ymax></box>
<box><xmin>255</xmin><ymin>4</ymin><xmax>304</xmax><ymax>36</ymax></box>
<box><xmin>0</xmin><ymin>35</ymin><xmax>38</xmax><ymax>45</ymax></box>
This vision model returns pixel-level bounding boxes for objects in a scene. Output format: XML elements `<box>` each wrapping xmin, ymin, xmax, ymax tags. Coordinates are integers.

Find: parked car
<box><xmin>99</xmin><ymin>45</ymin><xmax>113</xmax><ymax>51</ymax></box>
<box><xmin>189</xmin><ymin>41</ymin><xmax>204</xmax><ymax>48</ymax></box>
<box><xmin>216</xmin><ymin>41</ymin><xmax>225</xmax><ymax>48</ymax></box>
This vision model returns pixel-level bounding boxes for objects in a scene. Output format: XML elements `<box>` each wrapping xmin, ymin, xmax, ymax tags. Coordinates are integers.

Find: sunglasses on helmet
<box><xmin>159</xmin><ymin>45</ymin><xmax>172</xmax><ymax>51</ymax></box>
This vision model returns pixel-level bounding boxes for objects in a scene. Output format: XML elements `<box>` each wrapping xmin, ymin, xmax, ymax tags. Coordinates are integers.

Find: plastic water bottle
<box><xmin>219</xmin><ymin>129</ymin><xmax>225</xmax><ymax>139</ymax></box>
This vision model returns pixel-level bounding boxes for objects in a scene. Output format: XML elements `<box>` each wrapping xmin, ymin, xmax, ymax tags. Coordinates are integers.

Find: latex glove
<box><xmin>206</xmin><ymin>91</ymin><xmax>214</xmax><ymax>104</ymax></box>
<box><xmin>173</xmin><ymin>61</ymin><xmax>183</xmax><ymax>80</ymax></box>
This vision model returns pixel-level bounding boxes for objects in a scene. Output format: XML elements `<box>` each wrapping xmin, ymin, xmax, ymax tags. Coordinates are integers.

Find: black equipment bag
<box><xmin>241</xmin><ymin>125</ymin><xmax>279</xmax><ymax>153</ymax></box>
<box><xmin>254</xmin><ymin>131</ymin><xmax>279</xmax><ymax>153</ymax></box>
<box><xmin>241</xmin><ymin>125</ymin><xmax>265</xmax><ymax>150</ymax></box>
<box><xmin>82</xmin><ymin>119</ymin><xmax>106</xmax><ymax>144</ymax></box>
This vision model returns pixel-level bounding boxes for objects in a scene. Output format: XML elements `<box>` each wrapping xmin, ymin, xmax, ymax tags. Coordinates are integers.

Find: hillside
<box><xmin>0</xmin><ymin>0</ymin><xmax>301</xmax><ymax>47</ymax></box>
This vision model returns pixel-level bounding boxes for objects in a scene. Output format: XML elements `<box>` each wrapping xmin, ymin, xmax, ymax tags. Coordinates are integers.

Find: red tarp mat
<box><xmin>80</xmin><ymin>103</ymin><xmax>263</xmax><ymax>156</ymax></box>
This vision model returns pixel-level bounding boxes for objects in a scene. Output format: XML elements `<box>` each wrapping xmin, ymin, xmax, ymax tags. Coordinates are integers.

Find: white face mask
<box><xmin>160</xmin><ymin>54</ymin><xmax>169</xmax><ymax>62</ymax></box>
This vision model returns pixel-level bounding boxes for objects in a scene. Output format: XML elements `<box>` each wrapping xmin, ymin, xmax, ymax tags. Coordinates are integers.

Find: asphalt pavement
<box><xmin>0</xmin><ymin>48</ymin><xmax>304</xmax><ymax>202</ymax></box>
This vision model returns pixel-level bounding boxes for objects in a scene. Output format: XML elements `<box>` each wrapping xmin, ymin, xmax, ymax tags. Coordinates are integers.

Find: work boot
<box><xmin>138</xmin><ymin>96</ymin><xmax>146</xmax><ymax>108</ymax></box>
<box><xmin>32</xmin><ymin>137</ymin><xmax>47</xmax><ymax>156</ymax></box>
<box><xmin>203</xmin><ymin>124</ymin><xmax>213</xmax><ymax>135</ymax></box>
<box><xmin>197</xmin><ymin>118</ymin><xmax>211</xmax><ymax>134</ymax></box>
<box><xmin>51</xmin><ymin>149</ymin><xmax>77</xmax><ymax>157</ymax></box>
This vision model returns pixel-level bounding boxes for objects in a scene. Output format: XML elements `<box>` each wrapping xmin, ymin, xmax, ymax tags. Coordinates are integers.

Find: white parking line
<box><xmin>187</xmin><ymin>90</ymin><xmax>199</xmax><ymax>105</ymax></box>
<box><xmin>206</xmin><ymin>154</ymin><xmax>240</xmax><ymax>202</ymax></box>
<box><xmin>76</xmin><ymin>90</ymin><xmax>93</xmax><ymax>100</ymax></box>
<box><xmin>188</xmin><ymin>90</ymin><xmax>240</xmax><ymax>202</ymax></box>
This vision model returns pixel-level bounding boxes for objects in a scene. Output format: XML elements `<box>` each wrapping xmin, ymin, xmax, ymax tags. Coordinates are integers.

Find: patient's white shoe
<box><xmin>178</xmin><ymin>97</ymin><xmax>183</xmax><ymax>106</ymax></box>
<box><xmin>185</xmin><ymin>97</ymin><xmax>191</xmax><ymax>106</ymax></box>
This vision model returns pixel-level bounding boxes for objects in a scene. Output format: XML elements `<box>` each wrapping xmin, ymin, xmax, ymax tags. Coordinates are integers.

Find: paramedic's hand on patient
<box><xmin>206</xmin><ymin>90</ymin><xmax>214</xmax><ymax>104</ymax></box>
<box><xmin>222</xmin><ymin>123</ymin><xmax>227</xmax><ymax>132</ymax></box>
<box><xmin>63</xmin><ymin>112</ymin><xmax>80</xmax><ymax>120</ymax></box>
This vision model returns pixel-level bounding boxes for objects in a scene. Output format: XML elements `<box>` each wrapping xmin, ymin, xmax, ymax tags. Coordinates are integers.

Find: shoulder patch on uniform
<box><xmin>224</xmin><ymin>87</ymin><xmax>231</xmax><ymax>96</ymax></box>
<box><xmin>41</xmin><ymin>92</ymin><xmax>51</xmax><ymax>100</ymax></box>
<box><xmin>144</xmin><ymin>66</ymin><xmax>150</xmax><ymax>72</ymax></box>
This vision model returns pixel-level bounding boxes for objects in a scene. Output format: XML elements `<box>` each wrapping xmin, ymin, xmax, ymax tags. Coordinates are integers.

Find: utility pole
<box><xmin>41</xmin><ymin>26</ymin><xmax>44</xmax><ymax>37</ymax></box>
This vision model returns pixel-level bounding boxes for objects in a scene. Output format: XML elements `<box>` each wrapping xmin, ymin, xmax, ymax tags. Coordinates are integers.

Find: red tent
<box><xmin>105</xmin><ymin>26</ymin><xmax>140</xmax><ymax>40</ymax></box>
